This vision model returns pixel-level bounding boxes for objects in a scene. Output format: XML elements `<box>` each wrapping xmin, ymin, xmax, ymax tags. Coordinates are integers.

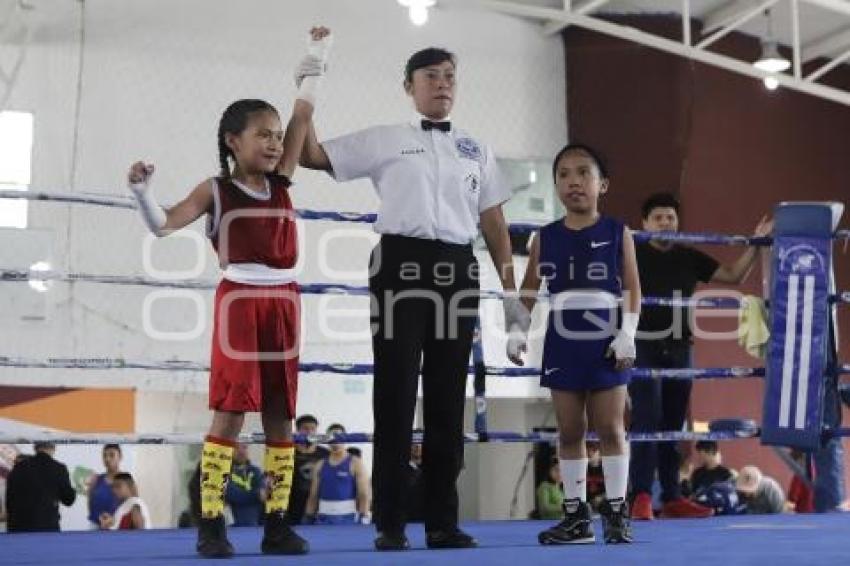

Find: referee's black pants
<box><xmin>369</xmin><ymin>234</ymin><xmax>479</xmax><ymax>535</ymax></box>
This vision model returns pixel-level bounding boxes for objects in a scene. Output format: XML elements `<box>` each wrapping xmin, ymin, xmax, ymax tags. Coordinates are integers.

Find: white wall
<box><xmin>0</xmin><ymin>0</ymin><xmax>567</xmax><ymax>526</ymax></box>
<box><xmin>458</xmin><ymin>398</ymin><xmax>557</xmax><ymax>521</ymax></box>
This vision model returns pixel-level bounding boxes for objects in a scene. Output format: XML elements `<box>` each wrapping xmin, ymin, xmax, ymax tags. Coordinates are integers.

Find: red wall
<box><xmin>564</xmin><ymin>15</ymin><xmax>850</xmax><ymax>495</ymax></box>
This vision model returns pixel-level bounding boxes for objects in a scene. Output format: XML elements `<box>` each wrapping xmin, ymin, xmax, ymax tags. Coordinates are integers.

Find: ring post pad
<box><xmin>761</xmin><ymin>202</ymin><xmax>844</xmax><ymax>450</ymax></box>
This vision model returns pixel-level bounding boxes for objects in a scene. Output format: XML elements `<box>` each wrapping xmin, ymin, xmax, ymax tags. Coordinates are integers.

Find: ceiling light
<box><xmin>397</xmin><ymin>0</ymin><xmax>436</xmax><ymax>26</ymax></box>
<box><xmin>754</xmin><ymin>9</ymin><xmax>790</xmax><ymax>76</ymax></box>
<box><xmin>754</xmin><ymin>40</ymin><xmax>791</xmax><ymax>73</ymax></box>
<box><xmin>763</xmin><ymin>76</ymin><xmax>780</xmax><ymax>90</ymax></box>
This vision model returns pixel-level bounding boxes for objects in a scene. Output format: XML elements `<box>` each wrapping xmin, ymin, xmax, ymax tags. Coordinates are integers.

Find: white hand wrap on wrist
<box><xmin>297</xmin><ymin>34</ymin><xmax>333</xmax><ymax>105</ymax></box>
<box><xmin>610</xmin><ymin>312</ymin><xmax>639</xmax><ymax>361</ymax></box>
<box><xmin>307</xmin><ymin>33</ymin><xmax>333</xmax><ymax>61</ymax></box>
<box><xmin>296</xmin><ymin>75</ymin><xmax>324</xmax><ymax>106</ymax></box>
<box><xmin>620</xmin><ymin>312</ymin><xmax>640</xmax><ymax>339</ymax></box>
<box><xmin>506</xmin><ymin>323</ymin><xmax>527</xmax><ymax>363</ymax></box>
<box><xmin>129</xmin><ymin>182</ymin><xmax>166</xmax><ymax>235</ymax></box>
<box><xmin>503</xmin><ymin>294</ymin><xmax>531</xmax><ymax>333</ymax></box>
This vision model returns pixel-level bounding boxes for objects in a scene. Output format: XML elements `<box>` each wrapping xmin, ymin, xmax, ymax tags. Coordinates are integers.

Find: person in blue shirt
<box><xmin>87</xmin><ymin>444</ymin><xmax>123</xmax><ymax>529</ymax></box>
<box><xmin>225</xmin><ymin>443</ymin><xmax>265</xmax><ymax>526</ymax></box>
<box><xmin>306</xmin><ymin>424</ymin><xmax>370</xmax><ymax>525</ymax></box>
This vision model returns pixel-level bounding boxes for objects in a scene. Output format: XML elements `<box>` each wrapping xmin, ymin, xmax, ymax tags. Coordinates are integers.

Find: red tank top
<box><xmin>207</xmin><ymin>174</ymin><xmax>298</xmax><ymax>269</ymax></box>
<box><xmin>118</xmin><ymin>513</ymin><xmax>135</xmax><ymax>530</ymax></box>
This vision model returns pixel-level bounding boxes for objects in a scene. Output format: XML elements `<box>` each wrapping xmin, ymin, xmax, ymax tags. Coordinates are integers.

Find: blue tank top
<box><xmin>319</xmin><ymin>455</ymin><xmax>356</xmax><ymax>502</ymax></box>
<box><xmin>88</xmin><ymin>473</ymin><xmax>119</xmax><ymax>523</ymax></box>
<box><xmin>538</xmin><ymin>215</ymin><xmax>624</xmax><ymax>296</ymax></box>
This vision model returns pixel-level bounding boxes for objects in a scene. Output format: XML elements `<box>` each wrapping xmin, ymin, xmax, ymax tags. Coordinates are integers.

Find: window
<box><xmin>0</xmin><ymin>111</ymin><xmax>34</xmax><ymax>228</ymax></box>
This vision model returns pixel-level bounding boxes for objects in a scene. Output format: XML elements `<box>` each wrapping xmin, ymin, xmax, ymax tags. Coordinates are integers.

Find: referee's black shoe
<box><xmin>538</xmin><ymin>499</ymin><xmax>595</xmax><ymax>545</ymax></box>
<box><xmin>374</xmin><ymin>531</ymin><xmax>410</xmax><ymax>551</ymax></box>
<box><xmin>196</xmin><ymin>515</ymin><xmax>234</xmax><ymax>558</ymax></box>
<box><xmin>600</xmin><ymin>498</ymin><xmax>634</xmax><ymax>544</ymax></box>
<box><xmin>426</xmin><ymin>528</ymin><xmax>478</xmax><ymax>549</ymax></box>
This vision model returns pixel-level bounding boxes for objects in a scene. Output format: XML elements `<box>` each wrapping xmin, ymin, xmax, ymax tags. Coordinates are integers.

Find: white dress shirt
<box><xmin>322</xmin><ymin>116</ymin><xmax>511</xmax><ymax>245</ymax></box>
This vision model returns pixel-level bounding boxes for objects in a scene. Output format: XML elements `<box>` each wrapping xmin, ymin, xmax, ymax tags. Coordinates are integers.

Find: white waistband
<box><xmin>223</xmin><ymin>263</ymin><xmax>296</xmax><ymax>286</ymax></box>
<box><xmin>318</xmin><ymin>499</ymin><xmax>357</xmax><ymax>515</ymax></box>
<box><xmin>549</xmin><ymin>290</ymin><xmax>620</xmax><ymax>310</ymax></box>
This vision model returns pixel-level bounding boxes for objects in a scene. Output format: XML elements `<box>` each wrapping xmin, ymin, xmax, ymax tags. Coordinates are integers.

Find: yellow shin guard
<box><xmin>200</xmin><ymin>436</ymin><xmax>235</xmax><ymax>519</ymax></box>
<box><xmin>264</xmin><ymin>441</ymin><xmax>295</xmax><ymax>515</ymax></box>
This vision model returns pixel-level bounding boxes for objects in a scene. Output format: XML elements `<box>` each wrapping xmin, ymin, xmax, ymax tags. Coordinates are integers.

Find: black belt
<box><xmin>380</xmin><ymin>233</ymin><xmax>472</xmax><ymax>253</ymax></box>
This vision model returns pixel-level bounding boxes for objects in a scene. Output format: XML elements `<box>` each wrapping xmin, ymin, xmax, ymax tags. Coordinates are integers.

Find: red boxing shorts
<box><xmin>209</xmin><ymin>279</ymin><xmax>300</xmax><ymax>415</ymax></box>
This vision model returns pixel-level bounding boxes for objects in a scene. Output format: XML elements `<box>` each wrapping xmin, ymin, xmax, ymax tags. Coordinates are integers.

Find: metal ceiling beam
<box><xmin>452</xmin><ymin>0</ymin><xmax>850</xmax><ymax>107</ymax></box>
<box><xmin>805</xmin><ymin>0</ymin><xmax>850</xmax><ymax>18</ymax></box>
<box><xmin>792</xmin><ymin>0</ymin><xmax>801</xmax><ymax>78</ymax></box>
<box><xmin>803</xmin><ymin>25</ymin><xmax>850</xmax><ymax>62</ymax></box>
<box><xmin>695</xmin><ymin>0</ymin><xmax>779</xmax><ymax>50</ymax></box>
<box><xmin>541</xmin><ymin>0</ymin><xmax>612</xmax><ymax>36</ymax></box>
<box><xmin>702</xmin><ymin>1</ymin><xmax>764</xmax><ymax>35</ymax></box>
<box><xmin>807</xmin><ymin>46</ymin><xmax>850</xmax><ymax>81</ymax></box>
<box><xmin>704</xmin><ymin>0</ymin><xmax>850</xmax><ymax>27</ymax></box>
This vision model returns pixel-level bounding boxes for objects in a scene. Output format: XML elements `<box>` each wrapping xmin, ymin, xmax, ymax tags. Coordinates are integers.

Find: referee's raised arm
<box><xmin>300</xmin><ymin>120</ymin><xmax>331</xmax><ymax>172</ymax></box>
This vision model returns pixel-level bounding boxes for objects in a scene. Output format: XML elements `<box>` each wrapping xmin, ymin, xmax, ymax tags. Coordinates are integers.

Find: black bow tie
<box><xmin>421</xmin><ymin>119</ymin><xmax>451</xmax><ymax>132</ymax></box>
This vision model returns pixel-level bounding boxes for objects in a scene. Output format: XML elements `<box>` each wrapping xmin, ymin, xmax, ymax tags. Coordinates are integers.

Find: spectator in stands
<box><xmin>6</xmin><ymin>442</ymin><xmax>76</xmax><ymax>532</ymax></box>
<box><xmin>224</xmin><ymin>443</ymin><xmax>265</xmax><ymax>526</ymax></box>
<box><xmin>406</xmin><ymin>432</ymin><xmax>425</xmax><ymax>523</ymax></box>
<box><xmin>287</xmin><ymin>415</ymin><xmax>329</xmax><ymax>525</ymax></box>
<box><xmin>306</xmin><ymin>424</ymin><xmax>370</xmax><ymax>524</ymax></box>
<box><xmin>99</xmin><ymin>472</ymin><xmax>151</xmax><ymax>529</ymax></box>
<box><xmin>630</xmin><ymin>192</ymin><xmax>771</xmax><ymax>520</ymax></box>
<box><xmin>87</xmin><ymin>444</ymin><xmax>123</xmax><ymax>529</ymax></box>
<box><xmin>347</xmin><ymin>447</ymin><xmax>363</xmax><ymax>459</ymax></box>
<box><xmin>787</xmin><ymin>449</ymin><xmax>814</xmax><ymax>514</ymax></box>
<box><xmin>736</xmin><ymin>465</ymin><xmax>786</xmax><ymax>514</ymax></box>
<box><xmin>536</xmin><ymin>458</ymin><xmax>565</xmax><ymax>520</ymax></box>
<box><xmin>690</xmin><ymin>441</ymin><xmax>734</xmax><ymax>495</ymax></box>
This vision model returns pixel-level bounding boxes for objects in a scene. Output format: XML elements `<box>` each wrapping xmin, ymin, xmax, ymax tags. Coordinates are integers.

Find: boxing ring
<box><xmin>1</xmin><ymin>190</ymin><xmax>849</xmax><ymax>564</ymax></box>
<box><xmin>3</xmin><ymin>513</ymin><xmax>850</xmax><ymax>565</ymax></box>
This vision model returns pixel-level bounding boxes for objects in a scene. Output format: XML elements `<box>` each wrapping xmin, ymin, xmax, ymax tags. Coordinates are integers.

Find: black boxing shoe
<box><xmin>261</xmin><ymin>511</ymin><xmax>309</xmax><ymax>555</ymax></box>
<box><xmin>374</xmin><ymin>530</ymin><xmax>410</xmax><ymax>551</ymax></box>
<box><xmin>196</xmin><ymin>515</ymin><xmax>234</xmax><ymax>559</ymax></box>
<box><xmin>600</xmin><ymin>498</ymin><xmax>634</xmax><ymax>544</ymax></box>
<box><xmin>426</xmin><ymin>528</ymin><xmax>478</xmax><ymax>549</ymax></box>
<box><xmin>538</xmin><ymin>499</ymin><xmax>595</xmax><ymax>545</ymax></box>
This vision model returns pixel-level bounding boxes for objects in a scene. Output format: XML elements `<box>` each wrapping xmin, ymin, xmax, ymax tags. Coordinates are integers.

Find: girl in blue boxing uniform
<box><xmin>508</xmin><ymin>143</ymin><xmax>641</xmax><ymax>545</ymax></box>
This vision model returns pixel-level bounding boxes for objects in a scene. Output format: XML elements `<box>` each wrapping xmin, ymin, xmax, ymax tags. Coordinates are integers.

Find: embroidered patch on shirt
<box><xmin>456</xmin><ymin>137</ymin><xmax>482</xmax><ymax>162</ymax></box>
<box><xmin>465</xmin><ymin>173</ymin><xmax>480</xmax><ymax>194</ymax></box>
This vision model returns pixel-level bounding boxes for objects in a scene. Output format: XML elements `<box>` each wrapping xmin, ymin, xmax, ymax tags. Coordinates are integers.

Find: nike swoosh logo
<box><xmin>590</xmin><ymin>241</ymin><xmax>611</xmax><ymax>248</ymax></box>
<box><xmin>544</xmin><ymin>368</ymin><xmax>559</xmax><ymax>376</ymax></box>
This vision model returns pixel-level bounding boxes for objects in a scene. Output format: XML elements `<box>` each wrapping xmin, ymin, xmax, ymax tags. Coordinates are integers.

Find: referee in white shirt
<box><xmin>299</xmin><ymin>47</ymin><xmax>529</xmax><ymax>551</ymax></box>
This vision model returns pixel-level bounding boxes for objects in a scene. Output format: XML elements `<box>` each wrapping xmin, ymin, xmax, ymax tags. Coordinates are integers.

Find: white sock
<box><xmin>560</xmin><ymin>458</ymin><xmax>588</xmax><ymax>511</ymax></box>
<box><xmin>601</xmin><ymin>452</ymin><xmax>629</xmax><ymax>508</ymax></box>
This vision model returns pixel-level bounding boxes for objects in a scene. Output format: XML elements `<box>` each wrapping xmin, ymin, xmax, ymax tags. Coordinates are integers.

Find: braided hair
<box><xmin>217</xmin><ymin>99</ymin><xmax>279</xmax><ymax>179</ymax></box>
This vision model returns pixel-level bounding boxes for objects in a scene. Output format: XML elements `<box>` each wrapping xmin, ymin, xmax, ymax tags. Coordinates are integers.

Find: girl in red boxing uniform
<box><xmin>126</xmin><ymin>27</ymin><xmax>331</xmax><ymax>559</ymax></box>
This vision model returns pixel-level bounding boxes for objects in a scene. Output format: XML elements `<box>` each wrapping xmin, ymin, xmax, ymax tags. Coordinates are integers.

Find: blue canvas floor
<box><xmin>3</xmin><ymin>513</ymin><xmax>849</xmax><ymax>565</ymax></box>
